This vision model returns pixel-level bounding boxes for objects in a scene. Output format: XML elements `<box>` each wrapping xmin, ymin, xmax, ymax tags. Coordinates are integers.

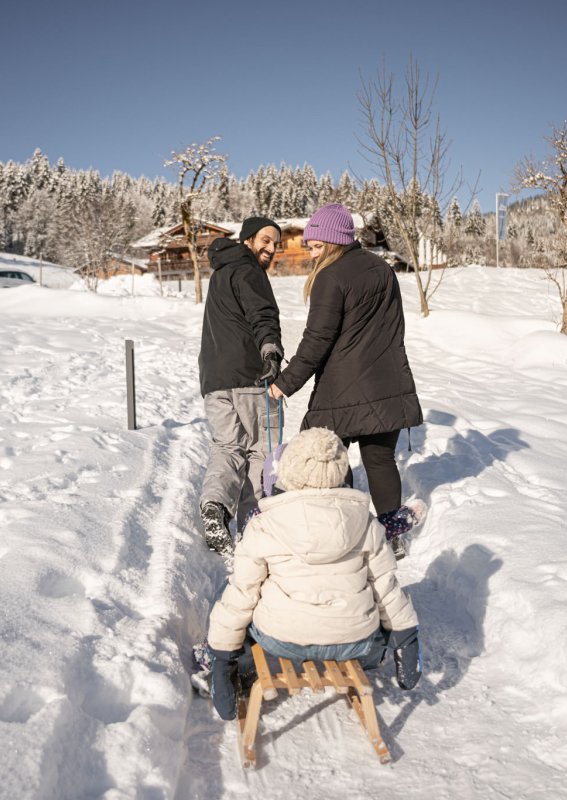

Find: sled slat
<box><xmin>278</xmin><ymin>658</ymin><xmax>301</xmax><ymax>695</ymax></box>
<box><xmin>323</xmin><ymin>660</ymin><xmax>349</xmax><ymax>694</ymax></box>
<box><xmin>302</xmin><ymin>660</ymin><xmax>325</xmax><ymax>693</ymax></box>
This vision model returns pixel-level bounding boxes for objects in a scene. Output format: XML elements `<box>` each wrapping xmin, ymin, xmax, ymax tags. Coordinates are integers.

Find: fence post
<box><xmin>125</xmin><ymin>340</ymin><xmax>137</xmax><ymax>430</ymax></box>
<box><xmin>157</xmin><ymin>255</ymin><xmax>163</xmax><ymax>296</ymax></box>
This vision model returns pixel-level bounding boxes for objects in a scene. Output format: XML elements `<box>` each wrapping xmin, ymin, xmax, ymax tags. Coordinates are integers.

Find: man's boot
<box><xmin>200</xmin><ymin>501</ymin><xmax>234</xmax><ymax>556</ymax></box>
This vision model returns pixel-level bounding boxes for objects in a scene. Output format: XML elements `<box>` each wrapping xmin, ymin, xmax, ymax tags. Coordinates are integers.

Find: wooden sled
<box><xmin>237</xmin><ymin>643</ymin><xmax>391</xmax><ymax>768</ymax></box>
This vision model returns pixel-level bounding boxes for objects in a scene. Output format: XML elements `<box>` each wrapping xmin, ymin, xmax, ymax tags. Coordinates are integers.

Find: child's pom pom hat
<box><xmin>276</xmin><ymin>427</ymin><xmax>349</xmax><ymax>491</ymax></box>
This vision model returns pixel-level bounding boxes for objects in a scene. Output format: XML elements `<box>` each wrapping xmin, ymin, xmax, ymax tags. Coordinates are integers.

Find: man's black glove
<box><xmin>209</xmin><ymin>647</ymin><xmax>244</xmax><ymax>720</ymax></box>
<box><xmin>386</xmin><ymin>626</ymin><xmax>422</xmax><ymax>690</ymax></box>
<box><xmin>255</xmin><ymin>347</ymin><xmax>282</xmax><ymax>387</ymax></box>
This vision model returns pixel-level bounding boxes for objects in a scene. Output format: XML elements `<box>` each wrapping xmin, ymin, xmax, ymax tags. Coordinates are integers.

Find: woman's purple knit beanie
<box><xmin>303</xmin><ymin>203</ymin><xmax>355</xmax><ymax>245</ymax></box>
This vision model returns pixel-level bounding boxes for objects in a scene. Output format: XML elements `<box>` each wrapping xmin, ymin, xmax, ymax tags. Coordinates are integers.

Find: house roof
<box><xmin>109</xmin><ymin>253</ymin><xmax>149</xmax><ymax>270</ymax></box>
<box><xmin>132</xmin><ymin>220</ymin><xmax>233</xmax><ymax>249</ymax></box>
<box><xmin>131</xmin><ymin>226</ymin><xmax>171</xmax><ymax>249</ymax></box>
<box><xmin>72</xmin><ymin>253</ymin><xmax>149</xmax><ymax>274</ymax></box>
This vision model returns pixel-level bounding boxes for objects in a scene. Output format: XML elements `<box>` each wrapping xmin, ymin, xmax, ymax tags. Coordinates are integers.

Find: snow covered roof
<box><xmin>108</xmin><ymin>253</ymin><xmax>149</xmax><ymax>270</ymax></box>
<box><xmin>131</xmin><ymin>227</ymin><xmax>170</xmax><ymax>249</ymax></box>
<box><xmin>132</xmin><ymin>220</ymin><xmax>235</xmax><ymax>249</ymax></box>
<box><xmin>214</xmin><ymin>221</ymin><xmax>240</xmax><ymax>238</ymax></box>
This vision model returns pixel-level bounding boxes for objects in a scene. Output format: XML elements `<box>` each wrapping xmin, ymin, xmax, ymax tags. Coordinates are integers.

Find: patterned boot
<box><xmin>191</xmin><ymin>640</ymin><xmax>213</xmax><ymax>697</ymax></box>
<box><xmin>200</xmin><ymin>501</ymin><xmax>234</xmax><ymax>556</ymax></box>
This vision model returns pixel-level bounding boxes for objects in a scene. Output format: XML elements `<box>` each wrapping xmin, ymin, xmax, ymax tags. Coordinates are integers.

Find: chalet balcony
<box><xmin>147</xmin><ymin>256</ymin><xmax>211</xmax><ymax>279</ymax></box>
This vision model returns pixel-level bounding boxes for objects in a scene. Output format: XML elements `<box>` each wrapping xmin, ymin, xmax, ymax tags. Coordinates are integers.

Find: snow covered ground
<box><xmin>0</xmin><ymin>253</ymin><xmax>77</xmax><ymax>290</ymax></box>
<box><xmin>1</xmin><ymin>261</ymin><xmax>566</xmax><ymax>800</ymax></box>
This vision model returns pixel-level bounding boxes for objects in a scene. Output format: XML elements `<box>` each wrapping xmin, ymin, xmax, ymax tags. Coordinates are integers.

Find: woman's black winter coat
<box><xmin>275</xmin><ymin>242</ymin><xmax>422</xmax><ymax>438</ymax></box>
<box><xmin>199</xmin><ymin>238</ymin><xmax>282</xmax><ymax>396</ymax></box>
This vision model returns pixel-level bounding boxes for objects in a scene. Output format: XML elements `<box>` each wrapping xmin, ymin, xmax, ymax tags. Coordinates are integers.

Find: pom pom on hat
<box><xmin>276</xmin><ymin>428</ymin><xmax>349</xmax><ymax>491</ymax></box>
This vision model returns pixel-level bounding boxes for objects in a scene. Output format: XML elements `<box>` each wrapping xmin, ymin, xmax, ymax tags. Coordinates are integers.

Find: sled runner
<box><xmin>237</xmin><ymin>643</ymin><xmax>391</xmax><ymax>768</ymax></box>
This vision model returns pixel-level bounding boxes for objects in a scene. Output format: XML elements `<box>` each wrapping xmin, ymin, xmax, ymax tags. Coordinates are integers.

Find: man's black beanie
<box><xmin>239</xmin><ymin>217</ymin><xmax>281</xmax><ymax>243</ymax></box>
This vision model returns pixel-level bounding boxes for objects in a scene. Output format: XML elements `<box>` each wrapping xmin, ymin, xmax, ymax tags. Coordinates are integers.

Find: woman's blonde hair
<box><xmin>303</xmin><ymin>243</ymin><xmax>348</xmax><ymax>302</ymax></box>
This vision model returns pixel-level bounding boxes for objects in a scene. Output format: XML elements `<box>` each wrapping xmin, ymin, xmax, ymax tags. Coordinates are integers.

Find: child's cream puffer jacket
<box><xmin>208</xmin><ymin>487</ymin><xmax>418</xmax><ymax>652</ymax></box>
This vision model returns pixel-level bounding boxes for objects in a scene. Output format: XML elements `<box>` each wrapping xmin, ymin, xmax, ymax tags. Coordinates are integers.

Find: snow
<box><xmin>0</xmin><ymin>253</ymin><xmax>76</xmax><ymax>289</ymax></box>
<box><xmin>1</xmin><ymin>263</ymin><xmax>566</xmax><ymax>800</ymax></box>
<box><xmin>130</xmin><ymin>227</ymin><xmax>172</xmax><ymax>250</ymax></box>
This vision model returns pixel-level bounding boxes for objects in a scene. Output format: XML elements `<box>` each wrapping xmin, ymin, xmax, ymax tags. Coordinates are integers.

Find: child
<box><xmin>262</xmin><ymin>441</ymin><xmax>425</xmax><ymax>560</ymax></box>
<box><xmin>197</xmin><ymin>428</ymin><xmax>426</xmax><ymax>720</ymax></box>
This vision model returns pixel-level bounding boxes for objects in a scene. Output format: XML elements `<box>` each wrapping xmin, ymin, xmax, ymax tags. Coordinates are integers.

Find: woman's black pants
<box><xmin>342</xmin><ymin>430</ymin><xmax>401</xmax><ymax>514</ymax></box>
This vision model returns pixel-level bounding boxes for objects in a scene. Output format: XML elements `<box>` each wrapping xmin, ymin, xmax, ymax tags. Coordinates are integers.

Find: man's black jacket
<box><xmin>198</xmin><ymin>238</ymin><xmax>283</xmax><ymax>396</ymax></box>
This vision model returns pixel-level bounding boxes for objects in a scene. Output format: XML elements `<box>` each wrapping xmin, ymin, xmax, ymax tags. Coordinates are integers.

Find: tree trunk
<box><xmin>408</xmin><ymin>245</ymin><xmax>430</xmax><ymax>317</ymax></box>
<box><xmin>417</xmin><ymin>274</ymin><xmax>430</xmax><ymax>316</ymax></box>
<box><xmin>188</xmin><ymin>239</ymin><xmax>202</xmax><ymax>304</ymax></box>
<box><xmin>561</xmin><ymin>295</ymin><xmax>567</xmax><ymax>335</ymax></box>
<box><xmin>180</xmin><ymin>203</ymin><xmax>202</xmax><ymax>304</ymax></box>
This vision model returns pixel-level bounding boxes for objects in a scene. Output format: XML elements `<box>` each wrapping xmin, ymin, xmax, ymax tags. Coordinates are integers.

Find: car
<box><xmin>0</xmin><ymin>269</ymin><xmax>37</xmax><ymax>288</ymax></box>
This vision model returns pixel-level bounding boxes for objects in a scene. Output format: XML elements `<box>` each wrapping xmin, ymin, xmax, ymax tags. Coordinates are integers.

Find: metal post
<box><xmin>157</xmin><ymin>255</ymin><xmax>163</xmax><ymax>296</ymax></box>
<box><xmin>496</xmin><ymin>193</ymin><xmax>509</xmax><ymax>268</ymax></box>
<box><xmin>496</xmin><ymin>229</ymin><xmax>499</xmax><ymax>269</ymax></box>
<box><xmin>125</xmin><ymin>340</ymin><xmax>137</xmax><ymax>430</ymax></box>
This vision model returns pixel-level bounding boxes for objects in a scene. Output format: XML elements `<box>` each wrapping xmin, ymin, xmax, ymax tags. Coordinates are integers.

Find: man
<box><xmin>198</xmin><ymin>217</ymin><xmax>284</xmax><ymax>556</ymax></box>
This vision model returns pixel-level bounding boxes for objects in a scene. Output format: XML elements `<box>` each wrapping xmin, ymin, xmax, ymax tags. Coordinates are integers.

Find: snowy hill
<box><xmin>0</xmin><ymin>252</ymin><xmax>77</xmax><ymax>289</ymax></box>
<box><xmin>0</xmin><ymin>267</ymin><xmax>566</xmax><ymax>799</ymax></box>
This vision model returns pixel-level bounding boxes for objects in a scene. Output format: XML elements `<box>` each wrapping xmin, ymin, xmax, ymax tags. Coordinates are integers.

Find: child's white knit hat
<box><xmin>277</xmin><ymin>427</ymin><xmax>349</xmax><ymax>491</ymax></box>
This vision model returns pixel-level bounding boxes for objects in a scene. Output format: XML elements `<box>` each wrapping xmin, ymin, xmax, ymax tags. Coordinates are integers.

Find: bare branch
<box><xmin>357</xmin><ymin>58</ymin><xmax>466</xmax><ymax>315</ymax></box>
<box><xmin>515</xmin><ymin>120</ymin><xmax>567</xmax><ymax>332</ymax></box>
<box><xmin>164</xmin><ymin>136</ymin><xmax>227</xmax><ymax>303</ymax></box>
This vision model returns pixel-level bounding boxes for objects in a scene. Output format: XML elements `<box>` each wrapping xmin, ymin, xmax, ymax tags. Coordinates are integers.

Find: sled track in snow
<box><xmin>52</xmin><ymin>392</ymin><xmax>234</xmax><ymax>798</ymax></box>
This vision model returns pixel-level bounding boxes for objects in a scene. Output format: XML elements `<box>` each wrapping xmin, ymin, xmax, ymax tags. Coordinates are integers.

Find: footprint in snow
<box><xmin>37</xmin><ymin>569</ymin><xmax>86</xmax><ymax>599</ymax></box>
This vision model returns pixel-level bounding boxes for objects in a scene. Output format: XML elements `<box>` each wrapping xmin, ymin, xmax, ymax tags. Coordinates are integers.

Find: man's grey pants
<box><xmin>201</xmin><ymin>387</ymin><xmax>283</xmax><ymax>531</ymax></box>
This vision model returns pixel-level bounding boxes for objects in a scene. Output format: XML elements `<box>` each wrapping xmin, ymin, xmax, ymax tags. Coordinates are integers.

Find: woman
<box><xmin>269</xmin><ymin>203</ymin><xmax>422</xmax><ymax>525</ymax></box>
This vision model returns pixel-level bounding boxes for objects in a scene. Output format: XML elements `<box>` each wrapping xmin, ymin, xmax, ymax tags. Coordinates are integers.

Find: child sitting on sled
<box><xmin>199</xmin><ymin>427</ymin><xmax>426</xmax><ymax>720</ymax></box>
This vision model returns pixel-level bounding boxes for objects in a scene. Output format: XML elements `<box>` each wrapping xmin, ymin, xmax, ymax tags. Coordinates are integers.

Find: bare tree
<box><xmin>515</xmin><ymin>122</ymin><xmax>567</xmax><ymax>334</ymax></box>
<box><xmin>358</xmin><ymin>58</ymin><xmax>467</xmax><ymax>316</ymax></box>
<box><xmin>165</xmin><ymin>136</ymin><xmax>227</xmax><ymax>303</ymax></box>
<box><xmin>57</xmin><ymin>187</ymin><xmax>137</xmax><ymax>292</ymax></box>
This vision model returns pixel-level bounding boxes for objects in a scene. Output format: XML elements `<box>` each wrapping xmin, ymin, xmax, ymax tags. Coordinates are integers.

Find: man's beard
<box><xmin>251</xmin><ymin>245</ymin><xmax>274</xmax><ymax>269</ymax></box>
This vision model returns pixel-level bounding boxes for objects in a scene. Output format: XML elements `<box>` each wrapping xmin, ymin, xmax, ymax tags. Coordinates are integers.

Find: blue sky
<box><xmin>2</xmin><ymin>0</ymin><xmax>566</xmax><ymax>212</ymax></box>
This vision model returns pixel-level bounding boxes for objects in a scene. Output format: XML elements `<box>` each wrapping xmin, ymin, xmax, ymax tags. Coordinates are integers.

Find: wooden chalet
<box><xmin>73</xmin><ymin>253</ymin><xmax>148</xmax><ymax>280</ymax></box>
<box><xmin>271</xmin><ymin>220</ymin><xmax>311</xmax><ymax>275</ymax></box>
<box><xmin>268</xmin><ymin>214</ymin><xmax>389</xmax><ymax>275</ymax></box>
<box><xmin>132</xmin><ymin>220</ymin><xmax>235</xmax><ymax>280</ymax></box>
<box><xmin>105</xmin><ymin>254</ymin><xmax>148</xmax><ymax>277</ymax></box>
<box><xmin>130</xmin><ymin>213</ymin><xmax>393</xmax><ymax>281</ymax></box>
